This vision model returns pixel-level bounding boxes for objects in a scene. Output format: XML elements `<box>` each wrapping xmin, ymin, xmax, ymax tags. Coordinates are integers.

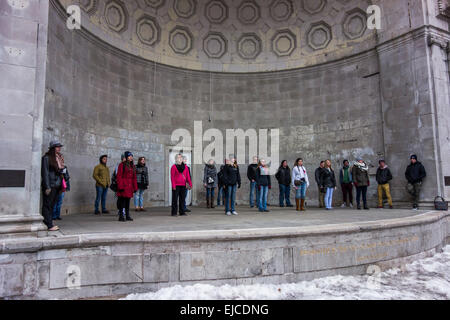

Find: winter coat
<box><xmin>405</xmin><ymin>162</ymin><xmax>426</xmax><ymax>184</ymax></box>
<box><xmin>93</xmin><ymin>164</ymin><xmax>110</xmax><ymax>188</ymax></box>
<box><xmin>339</xmin><ymin>167</ymin><xmax>353</xmax><ymax>184</ymax></box>
<box><xmin>41</xmin><ymin>155</ymin><xmax>62</xmax><ymax>190</ymax></box>
<box><xmin>376</xmin><ymin>167</ymin><xmax>393</xmax><ymax>185</ymax></box>
<box><xmin>203</xmin><ymin>164</ymin><xmax>218</xmax><ymax>188</ymax></box>
<box><xmin>170</xmin><ymin>164</ymin><xmax>192</xmax><ymax>189</ymax></box>
<box><xmin>116</xmin><ymin>162</ymin><xmax>138</xmax><ymax>198</ymax></box>
<box><xmin>62</xmin><ymin>167</ymin><xmax>71</xmax><ymax>191</ymax></box>
<box><xmin>247</xmin><ymin>164</ymin><xmax>258</xmax><ymax>182</ymax></box>
<box><xmin>275</xmin><ymin>166</ymin><xmax>291</xmax><ymax>186</ymax></box>
<box><xmin>218</xmin><ymin>165</ymin><xmax>225</xmax><ymax>187</ymax></box>
<box><xmin>315</xmin><ymin>167</ymin><xmax>324</xmax><ymax>185</ymax></box>
<box><xmin>320</xmin><ymin>168</ymin><xmax>336</xmax><ymax>188</ymax></box>
<box><xmin>136</xmin><ymin>164</ymin><xmax>149</xmax><ymax>190</ymax></box>
<box><xmin>223</xmin><ymin>164</ymin><xmax>241</xmax><ymax>187</ymax></box>
<box><xmin>292</xmin><ymin>166</ymin><xmax>310</xmax><ymax>188</ymax></box>
<box><xmin>256</xmin><ymin>166</ymin><xmax>271</xmax><ymax>187</ymax></box>
<box><xmin>352</xmin><ymin>162</ymin><xmax>370</xmax><ymax>187</ymax></box>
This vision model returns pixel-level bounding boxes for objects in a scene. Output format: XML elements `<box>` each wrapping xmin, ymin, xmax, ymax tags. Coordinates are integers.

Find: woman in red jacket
<box><xmin>116</xmin><ymin>151</ymin><xmax>138</xmax><ymax>222</ymax></box>
<box><xmin>171</xmin><ymin>153</ymin><xmax>192</xmax><ymax>216</ymax></box>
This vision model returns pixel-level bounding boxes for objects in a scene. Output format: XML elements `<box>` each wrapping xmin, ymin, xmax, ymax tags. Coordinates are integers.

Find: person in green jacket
<box><xmin>93</xmin><ymin>155</ymin><xmax>111</xmax><ymax>215</ymax></box>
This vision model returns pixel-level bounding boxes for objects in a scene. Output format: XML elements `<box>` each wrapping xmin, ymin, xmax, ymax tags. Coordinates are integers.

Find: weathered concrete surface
<box><xmin>0</xmin><ymin>0</ymin><xmax>48</xmax><ymax>236</ymax></box>
<box><xmin>0</xmin><ymin>210</ymin><xmax>448</xmax><ymax>299</ymax></box>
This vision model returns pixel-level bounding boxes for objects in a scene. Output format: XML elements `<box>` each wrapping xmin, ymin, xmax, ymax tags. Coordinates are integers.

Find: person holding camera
<box><xmin>292</xmin><ymin>158</ymin><xmax>310</xmax><ymax>211</ymax></box>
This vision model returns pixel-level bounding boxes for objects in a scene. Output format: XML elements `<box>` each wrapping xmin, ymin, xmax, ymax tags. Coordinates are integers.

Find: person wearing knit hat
<box><xmin>405</xmin><ymin>154</ymin><xmax>426</xmax><ymax>210</ymax></box>
<box><xmin>116</xmin><ymin>151</ymin><xmax>137</xmax><ymax>222</ymax></box>
<box><xmin>352</xmin><ymin>157</ymin><xmax>370</xmax><ymax>210</ymax></box>
<box><xmin>376</xmin><ymin>159</ymin><xmax>393</xmax><ymax>209</ymax></box>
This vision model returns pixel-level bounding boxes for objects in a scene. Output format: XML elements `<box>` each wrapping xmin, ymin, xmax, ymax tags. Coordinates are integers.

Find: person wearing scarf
<box><xmin>116</xmin><ymin>151</ymin><xmax>138</xmax><ymax>222</ymax></box>
<box><xmin>352</xmin><ymin>157</ymin><xmax>370</xmax><ymax>210</ymax></box>
<box><xmin>256</xmin><ymin>159</ymin><xmax>272</xmax><ymax>212</ymax></box>
<box><xmin>170</xmin><ymin>154</ymin><xmax>192</xmax><ymax>216</ymax></box>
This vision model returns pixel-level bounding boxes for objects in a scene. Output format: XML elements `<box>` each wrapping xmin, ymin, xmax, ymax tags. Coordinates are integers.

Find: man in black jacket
<box><xmin>376</xmin><ymin>160</ymin><xmax>393</xmax><ymax>209</ymax></box>
<box><xmin>247</xmin><ymin>156</ymin><xmax>259</xmax><ymax>208</ymax></box>
<box><xmin>405</xmin><ymin>155</ymin><xmax>426</xmax><ymax>210</ymax></box>
<box><xmin>315</xmin><ymin>161</ymin><xmax>326</xmax><ymax>208</ymax></box>
<box><xmin>275</xmin><ymin>160</ymin><xmax>293</xmax><ymax>207</ymax></box>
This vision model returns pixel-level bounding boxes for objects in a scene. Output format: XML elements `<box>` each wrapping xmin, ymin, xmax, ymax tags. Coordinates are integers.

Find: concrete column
<box><xmin>0</xmin><ymin>0</ymin><xmax>49</xmax><ymax>237</ymax></box>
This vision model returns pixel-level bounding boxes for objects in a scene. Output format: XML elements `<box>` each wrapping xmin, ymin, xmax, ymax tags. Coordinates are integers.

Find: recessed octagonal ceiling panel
<box><xmin>58</xmin><ymin>0</ymin><xmax>376</xmax><ymax>72</ymax></box>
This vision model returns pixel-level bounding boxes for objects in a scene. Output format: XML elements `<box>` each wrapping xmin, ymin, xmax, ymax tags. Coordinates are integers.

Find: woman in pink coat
<box><xmin>116</xmin><ymin>151</ymin><xmax>138</xmax><ymax>222</ymax></box>
<box><xmin>171</xmin><ymin>153</ymin><xmax>192</xmax><ymax>216</ymax></box>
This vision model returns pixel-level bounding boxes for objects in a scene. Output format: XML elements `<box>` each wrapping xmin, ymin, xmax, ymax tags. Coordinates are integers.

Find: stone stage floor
<box><xmin>56</xmin><ymin>206</ymin><xmax>429</xmax><ymax>236</ymax></box>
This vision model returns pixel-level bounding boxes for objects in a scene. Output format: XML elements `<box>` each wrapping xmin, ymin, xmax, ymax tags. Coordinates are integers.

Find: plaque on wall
<box><xmin>0</xmin><ymin>170</ymin><xmax>26</xmax><ymax>188</ymax></box>
<box><xmin>445</xmin><ymin>176</ymin><xmax>450</xmax><ymax>187</ymax></box>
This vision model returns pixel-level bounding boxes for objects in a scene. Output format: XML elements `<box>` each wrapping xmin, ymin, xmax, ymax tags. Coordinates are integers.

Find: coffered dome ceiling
<box><xmin>57</xmin><ymin>0</ymin><xmax>376</xmax><ymax>72</ymax></box>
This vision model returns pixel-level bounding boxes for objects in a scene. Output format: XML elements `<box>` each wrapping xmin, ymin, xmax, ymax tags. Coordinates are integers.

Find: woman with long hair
<box><xmin>134</xmin><ymin>157</ymin><xmax>149</xmax><ymax>212</ymax></box>
<box><xmin>223</xmin><ymin>157</ymin><xmax>241</xmax><ymax>216</ymax></box>
<box><xmin>321</xmin><ymin>159</ymin><xmax>337</xmax><ymax>210</ymax></box>
<box><xmin>291</xmin><ymin>158</ymin><xmax>309</xmax><ymax>211</ymax></box>
<box><xmin>116</xmin><ymin>151</ymin><xmax>138</xmax><ymax>222</ymax></box>
<box><xmin>256</xmin><ymin>158</ymin><xmax>271</xmax><ymax>212</ymax></box>
<box><xmin>275</xmin><ymin>160</ymin><xmax>292</xmax><ymax>207</ymax></box>
<box><xmin>41</xmin><ymin>141</ymin><xmax>66</xmax><ymax>231</ymax></box>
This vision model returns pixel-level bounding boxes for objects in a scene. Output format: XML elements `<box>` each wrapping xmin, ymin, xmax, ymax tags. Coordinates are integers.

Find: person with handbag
<box><xmin>203</xmin><ymin>159</ymin><xmax>218</xmax><ymax>209</ymax></box>
<box><xmin>352</xmin><ymin>157</ymin><xmax>370</xmax><ymax>210</ymax></box>
<box><xmin>405</xmin><ymin>154</ymin><xmax>426</xmax><ymax>210</ymax></box>
<box><xmin>92</xmin><ymin>155</ymin><xmax>110</xmax><ymax>215</ymax></box>
<box><xmin>170</xmin><ymin>153</ymin><xmax>192</xmax><ymax>216</ymax></box>
<box><xmin>116</xmin><ymin>151</ymin><xmax>138</xmax><ymax>222</ymax></box>
<box><xmin>41</xmin><ymin>141</ymin><xmax>66</xmax><ymax>231</ymax></box>
<box><xmin>321</xmin><ymin>160</ymin><xmax>337</xmax><ymax>210</ymax></box>
<box><xmin>134</xmin><ymin>157</ymin><xmax>149</xmax><ymax>212</ymax></box>
<box><xmin>257</xmin><ymin>159</ymin><xmax>272</xmax><ymax>212</ymax></box>
<box><xmin>292</xmin><ymin>158</ymin><xmax>310</xmax><ymax>211</ymax></box>
<box><xmin>223</xmin><ymin>157</ymin><xmax>241</xmax><ymax>216</ymax></box>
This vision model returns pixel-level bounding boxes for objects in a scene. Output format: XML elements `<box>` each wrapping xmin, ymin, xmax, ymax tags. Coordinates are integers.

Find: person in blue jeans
<box><xmin>247</xmin><ymin>156</ymin><xmax>259</xmax><ymax>208</ymax></box>
<box><xmin>93</xmin><ymin>155</ymin><xmax>110</xmax><ymax>215</ymax></box>
<box><xmin>320</xmin><ymin>160</ymin><xmax>337</xmax><ymax>210</ymax></box>
<box><xmin>53</xmin><ymin>166</ymin><xmax>70</xmax><ymax>220</ymax></box>
<box><xmin>292</xmin><ymin>158</ymin><xmax>310</xmax><ymax>211</ymax></box>
<box><xmin>223</xmin><ymin>158</ymin><xmax>241</xmax><ymax>216</ymax></box>
<box><xmin>257</xmin><ymin>159</ymin><xmax>271</xmax><ymax>212</ymax></box>
<box><xmin>275</xmin><ymin>160</ymin><xmax>292</xmax><ymax>207</ymax></box>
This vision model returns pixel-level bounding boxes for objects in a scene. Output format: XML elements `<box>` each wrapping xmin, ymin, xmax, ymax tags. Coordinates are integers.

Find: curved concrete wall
<box><xmin>44</xmin><ymin>1</ymin><xmax>389</xmax><ymax>214</ymax></box>
<box><xmin>0</xmin><ymin>211</ymin><xmax>449</xmax><ymax>299</ymax></box>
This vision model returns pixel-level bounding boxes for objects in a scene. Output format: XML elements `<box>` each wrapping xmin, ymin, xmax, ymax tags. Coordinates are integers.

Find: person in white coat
<box><xmin>292</xmin><ymin>158</ymin><xmax>309</xmax><ymax>211</ymax></box>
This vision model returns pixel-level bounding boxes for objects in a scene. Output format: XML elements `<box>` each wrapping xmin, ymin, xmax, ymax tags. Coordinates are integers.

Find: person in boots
<box><xmin>171</xmin><ymin>154</ymin><xmax>192</xmax><ymax>216</ymax></box>
<box><xmin>376</xmin><ymin>159</ymin><xmax>393</xmax><ymax>209</ymax></box>
<box><xmin>116</xmin><ymin>151</ymin><xmax>137</xmax><ymax>222</ymax></box>
<box><xmin>292</xmin><ymin>158</ymin><xmax>309</xmax><ymax>212</ymax></box>
<box><xmin>315</xmin><ymin>161</ymin><xmax>326</xmax><ymax>208</ymax></box>
<box><xmin>134</xmin><ymin>157</ymin><xmax>149</xmax><ymax>212</ymax></box>
<box><xmin>93</xmin><ymin>155</ymin><xmax>110</xmax><ymax>215</ymax></box>
<box><xmin>352</xmin><ymin>157</ymin><xmax>370</xmax><ymax>210</ymax></box>
<box><xmin>223</xmin><ymin>157</ymin><xmax>241</xmax><ymax>216</ymax></box>
<box><xmin>203</xmin><ymin>159</ymin><xmax>218</xmax><ymax>209</ymax></box>
<box><xmin>405</xmin><ymin>154</ymin><xmax>426</xmax><ymax>210</ymax></box>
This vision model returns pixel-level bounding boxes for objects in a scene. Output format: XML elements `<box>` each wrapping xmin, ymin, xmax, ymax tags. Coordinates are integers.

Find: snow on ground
<box><xmin>124</xmin><ymin>246</ymin><xmax>450</xmax><ymax>300</ymax></box>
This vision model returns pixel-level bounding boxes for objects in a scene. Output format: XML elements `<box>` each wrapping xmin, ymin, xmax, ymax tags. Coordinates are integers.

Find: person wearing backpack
<box><xmin>203</xmin><ymin>159</ymin><xmax>218</xmax><ymax>208</ymax></box>
<box><xmin>93</xmin><ymin>155</ymin><xmax>110</xmax><ymax>215</ymax></box>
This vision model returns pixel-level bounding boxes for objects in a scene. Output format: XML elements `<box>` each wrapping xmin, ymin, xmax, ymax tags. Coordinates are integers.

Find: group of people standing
<box><xmin>40</xmin><ymin>139</ymin><xmax>428</xmax><ymax>231</ymax></box>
